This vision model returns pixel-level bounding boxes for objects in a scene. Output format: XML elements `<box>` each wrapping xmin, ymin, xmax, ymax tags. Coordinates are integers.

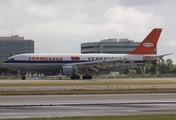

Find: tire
<box><xmin>71</xmin><ymin>76</ymin><xmax>75</xmax><ymax>79</ymax></box>
<box><xmin>22</xmin><ymin>76</ymin><xmax>26</xmax><ymax>80</ymax></box>
<box><xmin>76</xmin><ymin>75</ymin><xmax>80</xmax><ymax>79</ymax></box>
<box><xmin>82</xmin><ymin>75</ymin><xmax>87</xmax><ymax>80</ymax></box>
<box><xmin>88</xmin><ymin>75</ymin><xmax>92</xmax><ymax>79</ymax></box>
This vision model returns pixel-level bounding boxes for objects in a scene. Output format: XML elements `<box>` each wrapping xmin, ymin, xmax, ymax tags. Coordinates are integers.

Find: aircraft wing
<box><xmin>66</xmin><ymin>58</ymin><xmax>127</xmax><ymax>72</ymax></box>
<box><xmin>143</xmin><ymin>53</ymin><xmax>173</xmax><ymax>61</ymax></box>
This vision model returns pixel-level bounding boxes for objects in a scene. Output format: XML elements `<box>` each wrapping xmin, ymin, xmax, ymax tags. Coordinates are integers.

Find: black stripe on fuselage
<box><xmin>4</xmin><ymin>60</ymin><xmax>89</xmax><ymax>63</ymax></box>
<box><xmin>4</xmin><ymin>60</ymin><xmax>147</xmax><ymax>64</ymax></box>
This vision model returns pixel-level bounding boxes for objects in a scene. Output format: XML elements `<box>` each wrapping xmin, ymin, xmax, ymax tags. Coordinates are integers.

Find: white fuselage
<box><xmin>3</xmin><ymin>53</ymin><xmax>146</xmax><ymax>72</ymax></box>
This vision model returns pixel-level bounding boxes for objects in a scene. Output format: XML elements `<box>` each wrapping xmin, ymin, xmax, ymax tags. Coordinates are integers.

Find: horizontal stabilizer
<box><xmin>143</xmin><ymin>53</ymin><xmax>173</xmax><ymax>61</ymax></box>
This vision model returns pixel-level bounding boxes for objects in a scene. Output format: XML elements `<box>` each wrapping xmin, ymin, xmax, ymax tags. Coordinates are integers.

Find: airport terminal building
<box><xmin>0</xmin><ymin>35</ymin><xmax>34</xmax><ymax>60</ymax></box>
<box><xmin>81</xmin><ymin>38</ymin><xmax>157</xmax><ymax>54</ymax></box>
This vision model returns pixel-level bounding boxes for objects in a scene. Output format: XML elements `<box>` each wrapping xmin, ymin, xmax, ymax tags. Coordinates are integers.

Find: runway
<box><xmin>0</xmin><ymin>94</ymin><xmax>176</xmax><ymax>118</ymax></box>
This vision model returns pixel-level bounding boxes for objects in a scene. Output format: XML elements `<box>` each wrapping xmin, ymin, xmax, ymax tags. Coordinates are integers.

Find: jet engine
<box><xmin>61</xmin><ymin>66</ymin><xmax>78</xmax><ymax>76</ymax></box>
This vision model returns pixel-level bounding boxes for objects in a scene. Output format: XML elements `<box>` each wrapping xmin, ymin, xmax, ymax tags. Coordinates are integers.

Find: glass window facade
<box><xmin>93</xmin><ymin>46</ymin><xmax>100</xmax><ymax>48</ymax></box>
<box><xmin>103</xmin><ymin>45</ymin><xmax>138</xmax><ymax>48</ymax></box>
<box><xmin>81</xmin><ymin>46</ymin><xmax>100</xmax><ymax>49</ymax></box>
<box><xmin>103</xmin><ymin>51</ymin><xmax>131</xmax><ymax>54</ymax></box>
<box><xmin>81</xmin><ymin>46</ymin><xmax>93</xmax><ymax>49</ymax></box>
<box><xmin>0</xmin><ymin>39</ymin><xmax>34</xmax><ymax>60</ymax></box>
<box><xmin>81</xmin><ymin>41</ymin><xmax>157</xmax><ymax>54</ymax></box>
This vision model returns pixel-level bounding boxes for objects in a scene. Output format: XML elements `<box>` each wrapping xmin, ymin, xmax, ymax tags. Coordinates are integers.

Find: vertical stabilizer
<box><xmin>129</xmin><ymin>28</ymin><xmax>162</xmax><ymax>54</ymax></box>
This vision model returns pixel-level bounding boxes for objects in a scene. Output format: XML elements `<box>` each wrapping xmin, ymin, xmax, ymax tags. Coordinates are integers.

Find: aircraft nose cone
<box><xmin>2</xmin><ymin>62</ymin><xmax>11</xmax><ymax>68</ymax></box>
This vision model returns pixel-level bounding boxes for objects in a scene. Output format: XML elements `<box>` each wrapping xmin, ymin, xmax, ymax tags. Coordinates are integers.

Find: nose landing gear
<box><xmin>22</xmin><ymin>76</ymin><xmax>26</xmax><ymax>80</ymax></box>
<box><xmin>20</xmin><ymin>72</ymin><xmax>26</xmax><ymax>80</ymax></box>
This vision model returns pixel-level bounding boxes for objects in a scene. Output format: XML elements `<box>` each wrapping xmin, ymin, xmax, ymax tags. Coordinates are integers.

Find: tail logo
<box><xmin>142</xmin><ymin>42</ymin><xmax>154</xmax><ymax>48</ymax></box>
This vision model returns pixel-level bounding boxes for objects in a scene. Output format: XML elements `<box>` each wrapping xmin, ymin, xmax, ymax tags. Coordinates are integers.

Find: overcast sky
<box><xmin>0</xmin><ymin>0</ymin><xmax>176</xmax><ymax>63</ymax></box>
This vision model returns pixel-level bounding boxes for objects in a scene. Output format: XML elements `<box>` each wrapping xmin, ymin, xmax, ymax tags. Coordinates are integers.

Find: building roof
<box><xmin>0</xmin><ymin>35</ymin><xmax>24</xmax><ymax>40</ymax></box>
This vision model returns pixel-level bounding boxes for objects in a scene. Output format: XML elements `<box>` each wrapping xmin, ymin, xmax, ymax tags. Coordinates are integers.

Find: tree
<box><xmin>119</xmin><ymin>67</ymin><xmax>131</xmax><ymax>75</ymax></box>
<box><xmin>119</xmin><ymin>69</ymin><xmax>124</xmax><ymax>75</ymax></box>
<box><xmin>10</xmin><ymin>51</ymin><xmax>14</xmax><ymax>56</ymax></box>
<box><xmin>150</xmin><ymin>60</ymin><xmax>157</xmax><ymax>74</ymax></box>
<box><xmin>145</xmin><ymin>63</ymin><xmax>152</xmax><ymax>74</ymax></box>
<box><xmin>157</xmin><ymin>58</ymin><xmax>175</xmax><ymax>74</ymax></box>
<box><xmin>166</xmin><ymin>59</ymin><xmax>174</xmax><ymax>73</ymax></box>
<box><xmin>130</xmin><ymin>69</ymin><xmax>136</xmax><ymax>77</ymax></box>
<box><xmin>0</xmin><ymin>58</ymin><xmax>3</xmax><ymax>63</ymax></box>
<box><xmin>157</xmin><ymin>58</ymin><xmax>167</xmax><ymax>74</ymax></box>
<box><xmin>124</xmin><ymin>68</ymin><xmax>130</xmax><ymax>74</ymax></box>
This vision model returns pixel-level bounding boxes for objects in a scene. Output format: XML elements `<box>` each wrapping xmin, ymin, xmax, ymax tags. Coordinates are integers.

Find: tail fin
<box><xmin>129</xmin><ymin>28</ymin><xmax>162</xmax><ymax>54</ymax></box>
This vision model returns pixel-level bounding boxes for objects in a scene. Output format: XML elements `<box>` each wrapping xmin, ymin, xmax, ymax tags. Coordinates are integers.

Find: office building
<box><xmin>81</xmin><ymin>38</ymin><xmax>157</xmax><ymax>54</ymax></box>
<box><xmin>0</xmin><ymin>35</ymin><xmax>34</xmax><ymax>60</ymax></box>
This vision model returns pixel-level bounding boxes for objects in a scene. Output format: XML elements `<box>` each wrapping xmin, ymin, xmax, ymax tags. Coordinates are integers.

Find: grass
<box><xmin>0</xmin><ymin>78</ymin><xmax>176</xmax><ymax>95</ymax></box>
<box><xmin>0</xmin><ymin>77</ymin><xmax>176</xmax><ymax>87</ymax></box>
<box><xmin>1</xmin><ymin>88</ymin><xmax>176</xmax><ymax>95</ymax></box>
<box><xmin>0</xmin><ymin>81</ymin><xmax>176</xmax><ymax>87</ymax></box>
<box><xmin>2</xmin><ymin>114</ymin><xmax>176</xmax><ymax>120</ymax></box>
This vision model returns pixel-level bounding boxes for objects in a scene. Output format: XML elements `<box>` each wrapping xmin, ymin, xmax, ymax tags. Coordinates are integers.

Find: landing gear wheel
<box><xmin>88</xmin><ymin>75</ymin><xmax>92</xmax><ymax>79</ymax></box>
<box><xmin>20</xmin><ymin>71</ymin><xmax>26</xmax><ymax>80</ymax></box>
<box><xmin>82</xmin><ymin>76</ymin><xmax>86</xmax><ymax>79</ymax></box>
<box><xmin>71</xmin><ymin>75</ymin><xmax>75</xmax><ymax>79</ymax></box>
<box><xmin>71</xmin><ymin>75</ymin><xmax>80</xmax><ymax>80</ymax></box>
<box><xmin>22</xmin><ymin>76</ymin><xmax>26</xmax><ymax>80</ymax></box>
<box><xmin>82</xmin><ymin>75</ymin><xmax>92</xmax><ymax>79</ymax></box>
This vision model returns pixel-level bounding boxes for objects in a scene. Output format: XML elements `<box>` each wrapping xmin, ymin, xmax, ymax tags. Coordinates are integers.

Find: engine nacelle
<box><xmin>61</xmin><ymin>66</ymin><xmax>78</xmax><ymax>76</ymax></box>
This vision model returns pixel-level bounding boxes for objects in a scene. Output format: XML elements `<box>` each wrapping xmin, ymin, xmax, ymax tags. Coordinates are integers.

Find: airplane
<box><xmin>2</xmin><ymin>28</ymin><xmax>172</xmax><ymax>80</ymax></box>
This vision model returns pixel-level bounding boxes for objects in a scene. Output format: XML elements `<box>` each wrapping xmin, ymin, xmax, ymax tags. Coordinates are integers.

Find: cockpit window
<box><xmin>10</xmin><ymin>58</ymin><xmax>14</xmax><ymax>61</ymax></box>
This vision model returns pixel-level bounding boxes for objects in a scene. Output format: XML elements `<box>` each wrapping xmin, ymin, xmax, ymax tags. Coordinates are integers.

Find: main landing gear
<box><xmin>70</xmin><ymin>75</ymin><xmax>92</xmax><ymax>79</ymax></box>
<box><xmin>71</xmin><ymin>75</ymin><xmax>80</xmax><ymax>79</ymax></box>
<box><xmin>82</xmin><ymin>75</ymin><xmax>92</xmax><ymax>79</ymax></box>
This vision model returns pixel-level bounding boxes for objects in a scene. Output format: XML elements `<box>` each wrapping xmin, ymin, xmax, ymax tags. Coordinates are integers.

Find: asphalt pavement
<box><xmin>0</xmin><ymin>94</ymin><xmax>176</xmax><ymax>118</ymax></box>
